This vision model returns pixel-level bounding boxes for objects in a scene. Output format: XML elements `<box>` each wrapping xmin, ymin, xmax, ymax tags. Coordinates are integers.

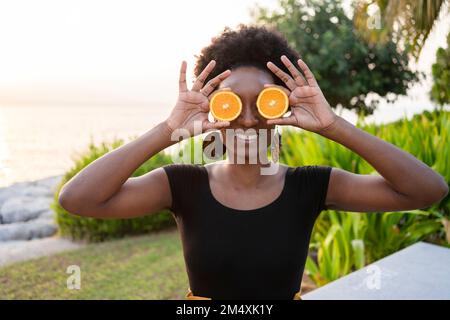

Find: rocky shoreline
<box><xmin>0</xmin><ymin>175</ymin><xmax>84</xmax><ymax>267</ymax></box>
<box><xmin>0</xmin><ymin>175</ymin><xmax>62</xmax><ymax>241</ymax></box>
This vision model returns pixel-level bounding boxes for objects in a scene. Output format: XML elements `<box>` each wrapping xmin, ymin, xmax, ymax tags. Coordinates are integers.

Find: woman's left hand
<box><xmin>265</xmin><ymin>55</ymin><xmax>338</xmax><ymax>133</ymax></box>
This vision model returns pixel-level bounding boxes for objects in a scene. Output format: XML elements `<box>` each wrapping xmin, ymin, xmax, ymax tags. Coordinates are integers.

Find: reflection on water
<box><xmin>0</xmin><ymin>104</ymin><xmax>169</xmax><ymax>188</ymax></box>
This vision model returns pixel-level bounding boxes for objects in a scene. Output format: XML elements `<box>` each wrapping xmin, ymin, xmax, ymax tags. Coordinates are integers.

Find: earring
<box><xmin>271</xmin><ymin>125</ymin><xmax>281</xmax><ymax>163</ymax></box>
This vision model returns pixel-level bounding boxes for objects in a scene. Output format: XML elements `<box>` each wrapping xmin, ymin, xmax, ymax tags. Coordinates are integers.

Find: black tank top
<box><xmin>162</xmin><ymin>163</ymin><xmax>332</xmax><ymax>299</ymax></box>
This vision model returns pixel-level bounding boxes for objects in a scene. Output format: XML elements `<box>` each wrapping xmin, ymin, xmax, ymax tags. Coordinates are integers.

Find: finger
<box><xmin>192</xmin><ymin>60</ymin><xmax>216</xmax><ymax>92</ymax></box>
<box><xmin>297</xmin><ymin>59</ymin><xmax>318</xmax><ymax>87</ymax></box>
<box><xmin>266</xmin><ymin>115</ymin><xmax>297</xmax><ymax>126</ymax></box>
<box><xmin>179</xmin><ymin>60</ymin><xmax>188</xmax><ymax>93</ymax></box>
<box><xmin>266</xmin><ymin>61</ymin><xmax>297</xmax><ymax>91</ymax></box>
<box><xmin>200</xmin><ymin>69</ymin><xmax>231</xmax><ymax>96</ymax></box>
<box><xmin>281</xmin><ymin>55</ymin><xmax>307</xmax><ymax>86</ymax></box>
<box><xmin>263</xmin><ymin>83</ymin><xmax>291</xmax><ymax>97</ymax></box>
<box><xmin>204</xmin><ymin>120</ymin><xmax>230</xmax><ymax>131</ymax></box>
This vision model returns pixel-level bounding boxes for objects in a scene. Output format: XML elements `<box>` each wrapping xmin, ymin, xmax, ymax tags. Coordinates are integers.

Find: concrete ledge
<box><xmin>303</xmin><ymin>242</ymin><xmax>450</xmax><ymax>300</ymax></box>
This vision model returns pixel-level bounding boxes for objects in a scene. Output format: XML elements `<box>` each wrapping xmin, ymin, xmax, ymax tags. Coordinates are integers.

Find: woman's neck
<box><xmin>221</xmin><ymin>158</ymin><xmax>276</xmax><ymax>189</ymax></box>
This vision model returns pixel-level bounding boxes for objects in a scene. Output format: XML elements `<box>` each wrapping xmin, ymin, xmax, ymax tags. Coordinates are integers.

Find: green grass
<box><xmin>0</xmin><ymin>228</ymin><xmax>189</xmax><ymax>299</ymax></box>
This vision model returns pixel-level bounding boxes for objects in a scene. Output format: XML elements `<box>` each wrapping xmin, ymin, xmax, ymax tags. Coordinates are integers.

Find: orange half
<box><xmin>209</xmin><ymin>91</ymin><xmax>242</xmax><ymax>121</ymax></box>
<box><xmin>256</xmin><ymin>87</ymin><xmax>289</xmax><ymax>119</ymax></box>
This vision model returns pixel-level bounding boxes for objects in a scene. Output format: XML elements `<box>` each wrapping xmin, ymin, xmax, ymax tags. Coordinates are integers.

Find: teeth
<box><xmin>236</xmin><ymin>133</ymin><xmax>258</xmax><ymax>141</ymax></box>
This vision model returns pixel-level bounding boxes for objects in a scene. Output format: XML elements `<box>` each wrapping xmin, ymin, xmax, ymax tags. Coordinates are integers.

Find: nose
<box><xmin>235</xmin><ymin>104</ymin><xmax>259</xmax><ymax>128</ymax></box>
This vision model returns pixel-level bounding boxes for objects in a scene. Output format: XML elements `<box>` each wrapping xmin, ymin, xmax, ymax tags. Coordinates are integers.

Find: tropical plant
<box><xmin>306</xmin><ymin>209</ymin><xmax>443</xmax><ymax>285</ymax></box>
<box><xmin>430</xmin><ymin>31</ymin><xmax>450</xmax><ymax>106</ymax></box>
<box><xmin>353</xmin><ymin>0</ymin><xmax>449</xmax><ymax>59</ymax></box>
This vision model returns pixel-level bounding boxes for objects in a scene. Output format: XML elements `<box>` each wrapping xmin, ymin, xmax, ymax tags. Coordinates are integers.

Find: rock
<box><xmin>0</xmin><ymin>219</ymin><xmax>57</xmax><ymax>241</ymax></box>
<box><xmin>0</xmin><ymin>188</ymin><xmax>19</xmax><ymax>208</ymax></box>
<box><xmin>0</xmin><ymin>223</ymin><xmax>30</xmax><ymax>241</ymax></box>
<box><xmin>30</xmin><ymin>219</ymin><xmax>58</xmax><ymax>239</ymax></box>
<box><xmin>0</xmin><ymin>175</ymin><xmax>62</xmax><ymax>207</ymax></box>
<box><xmin>17</xmin><ymin>185</ymin><xmax>54</xmax><ymax>197</ymax></box>
<box><xmin>0</xmin><ymin>175</ymin><xmax>62</xmax><ymax>243</ymax></box>
<box><xmin>0</xmin><ymin>196</ymin><xmax>52</xmax><ymax>224</ymax></box>
<box><xmin>38</xmin><ymin>210</ymin><xmax>55</xmax><ymax>220</ymax></box>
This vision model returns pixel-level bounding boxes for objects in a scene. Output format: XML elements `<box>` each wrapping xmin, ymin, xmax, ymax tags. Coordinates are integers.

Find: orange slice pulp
<box><xmin>256</xmin><ymin>87</ymin><xmax>289</xmax><ymax>119</ymax></box>
<box><xmin>209</xmin><ymin>91</ymin><xmax>242</xmax><ymax>121</ymax></box>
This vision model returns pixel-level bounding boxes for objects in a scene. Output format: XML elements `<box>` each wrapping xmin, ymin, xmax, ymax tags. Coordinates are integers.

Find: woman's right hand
<box><xmin>165</xmin><ymin>60</ymin><xmax>232</xmax><ymax>137</ymax></box>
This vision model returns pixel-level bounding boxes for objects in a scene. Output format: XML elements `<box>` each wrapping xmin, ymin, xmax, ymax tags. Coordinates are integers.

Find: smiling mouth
<box><xmin>235</xmin><ymin>133</ymin><xmax>258</xmax><ymax>142</ymax></box>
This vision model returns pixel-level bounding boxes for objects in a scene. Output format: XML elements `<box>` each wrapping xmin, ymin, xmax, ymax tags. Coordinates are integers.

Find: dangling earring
<box><xmin>271</xmin><ymin>125</ymin><xmax>282</xmax><ymax>163</ymax></box>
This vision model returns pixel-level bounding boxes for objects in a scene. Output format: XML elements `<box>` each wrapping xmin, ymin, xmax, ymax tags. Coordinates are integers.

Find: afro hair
<box><xmin>193</xmin><ymin>24</ymin><xmax>301</xmax><ymax>90</ymax></box>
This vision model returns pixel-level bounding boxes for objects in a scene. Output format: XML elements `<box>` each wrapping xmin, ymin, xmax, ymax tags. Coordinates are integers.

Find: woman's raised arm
<box><xmin>265</xmin><ymin>55</ymin><xmax>448</xmax><ymax>212</ymax></box>
<box><xmin>320</xmin><ymin>117</ymin><xmax>448</xmax><ymax>212</ymax></box>
<box><xmin>59</xmin><ymin>59</ymin><xmax>231</xmax><ymax>218</ymax></box>
<box><xmin>58</xmin><ymin>121</ymin><xmax>176</xmax><ymax>218</ymax></box>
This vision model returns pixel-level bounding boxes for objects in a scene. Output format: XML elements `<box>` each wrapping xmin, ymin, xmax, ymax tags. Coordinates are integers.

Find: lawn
<box><xmin>0</xmin><ymin>228</ymin><xmax>188</xmax><ymax>299</ymax></box>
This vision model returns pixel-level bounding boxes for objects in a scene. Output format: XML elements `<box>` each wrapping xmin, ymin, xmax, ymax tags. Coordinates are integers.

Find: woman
<box><xmin>59</xmin><ymin>25</ymin><xmax>448</xmax><ymax>300</ymax></box>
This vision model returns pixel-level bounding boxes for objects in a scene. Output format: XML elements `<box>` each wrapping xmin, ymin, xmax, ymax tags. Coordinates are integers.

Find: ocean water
<box><xmin>0</xmin><ymin>104</ymin><xmax>169</xmax><ymax>188</ymax></box>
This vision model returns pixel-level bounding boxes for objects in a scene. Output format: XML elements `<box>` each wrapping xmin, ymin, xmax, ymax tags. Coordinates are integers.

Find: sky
<box><xmin>0</xmin><ymin>0</ymin><xmax>277</xmax><ymax>106</ymax></box>
<box><xmin>0</xmin><ymin>0</ymin><xmax>449</xmax><ymax>117</ymax></box>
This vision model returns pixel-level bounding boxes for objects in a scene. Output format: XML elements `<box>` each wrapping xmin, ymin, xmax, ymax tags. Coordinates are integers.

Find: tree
<box><xmin>353</xmin><ymin>0</ymin><xmax>449</xmax><ymax>59</ymax></box>
<box><xmin>430</xmin><ymin>31</ymin><xmax>450</xmax><ymax>106</ymax></box>
<box><xmin>251</xmin><ymin>0</ymin><xmax>419</xmax><ymax>115</ymax></box>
